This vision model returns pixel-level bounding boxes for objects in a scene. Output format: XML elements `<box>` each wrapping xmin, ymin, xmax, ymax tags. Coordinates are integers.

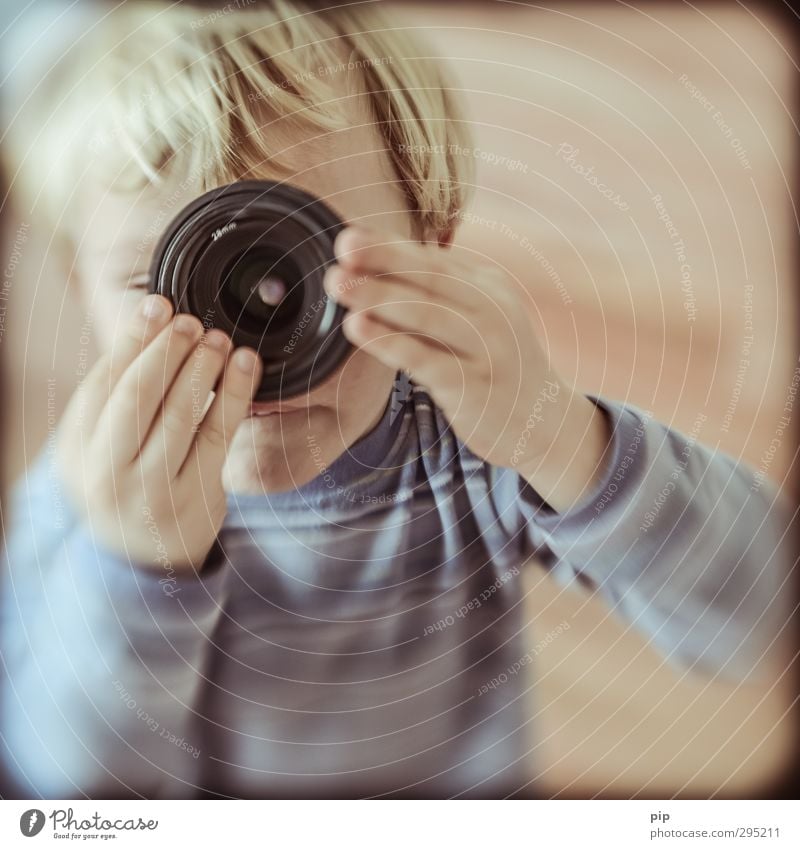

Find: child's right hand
<box><xmin>56</xmin><ymin>294</ymin><xmax>262</xmax><ymax>571</ymax></box>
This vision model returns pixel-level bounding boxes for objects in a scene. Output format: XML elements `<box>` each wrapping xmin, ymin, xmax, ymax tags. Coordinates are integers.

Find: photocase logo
<box><xmin>19</xmin><ymin>809</ymin><xmax>45</xmax><ymax>837</ymax></box>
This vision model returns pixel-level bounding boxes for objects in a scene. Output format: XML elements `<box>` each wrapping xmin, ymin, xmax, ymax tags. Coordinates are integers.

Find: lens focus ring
<box><xmin>148</xmin><ymin>180</ymin><xmax>351</xmax><ymax>401</ymax></box>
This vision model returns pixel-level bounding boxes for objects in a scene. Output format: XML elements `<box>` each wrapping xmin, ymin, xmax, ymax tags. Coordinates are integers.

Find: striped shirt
<box><xmin>0</xmin><ymin>376</ymin><xmax>792</xmax><ymax>797</ymax></box>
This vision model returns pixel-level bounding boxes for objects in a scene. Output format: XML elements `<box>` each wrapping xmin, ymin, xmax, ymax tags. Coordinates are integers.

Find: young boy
<box><xmin>1</xmin><ymin>2</ymin><xmax>793</xmax><ymax>798</ymax></box>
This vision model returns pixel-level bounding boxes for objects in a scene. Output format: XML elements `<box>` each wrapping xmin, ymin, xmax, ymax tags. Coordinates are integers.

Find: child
<box><xmin>1</xmin><ymin>1</ymin><xmax>793</xmax><ymax>798</ymax></box>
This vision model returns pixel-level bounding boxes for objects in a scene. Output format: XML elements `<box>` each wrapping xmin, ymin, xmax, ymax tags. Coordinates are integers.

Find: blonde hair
<box><xmin>7</xmin><ymin>0</ymin><xmax>474</xmax><ymax>241</ymax></box>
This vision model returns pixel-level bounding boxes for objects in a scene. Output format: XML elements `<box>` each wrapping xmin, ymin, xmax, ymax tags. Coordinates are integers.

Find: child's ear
<box><xmin>437</xmin><ymin>227</ymin><xmax>454</xmax><ymax>248</ymax></box>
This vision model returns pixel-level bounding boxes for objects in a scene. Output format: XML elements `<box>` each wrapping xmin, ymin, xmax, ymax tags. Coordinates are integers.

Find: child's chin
<box><xmin>233</xmin><ymin>411</ymin><xmax>308</xmax><ymax>448</ymax></box>
<box><xmin>223</xmin><ymin>405</ymin><xmax>336</xmax><ymax>493</ymax></box>
<box><xmin>221</xmin><ymin>434</ymin><xmax>296</xmax><ymax>495</ymax></box>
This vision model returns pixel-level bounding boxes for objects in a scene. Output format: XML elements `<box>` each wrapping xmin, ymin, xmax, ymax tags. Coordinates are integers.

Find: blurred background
<box><xmin>1</xmin><ymin>0</ymin><xmax>797</xmax><ymax>797</ymax></box>
<box><xmin>428</xmin><ymin>1</ymin><xmax>797</xmax><ymax>496</ymax></box>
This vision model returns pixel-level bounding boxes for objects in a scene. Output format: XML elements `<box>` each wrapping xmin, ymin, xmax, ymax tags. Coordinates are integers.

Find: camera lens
<box><xmin>148</xmin><ymin>180</ymin><xmax>351</xmax><ymax>401</ymax></box>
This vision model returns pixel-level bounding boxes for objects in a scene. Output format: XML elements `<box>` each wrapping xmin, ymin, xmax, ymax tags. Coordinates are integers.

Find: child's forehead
<box><xmin>75</xmin><ymin>180</ymin><xmax>178</xmax><ymax>260</ymax></box>
<box><xmin>74</xmin><ymin>116</ymin><xmax>405</xmax><ymax>264</ymax></box>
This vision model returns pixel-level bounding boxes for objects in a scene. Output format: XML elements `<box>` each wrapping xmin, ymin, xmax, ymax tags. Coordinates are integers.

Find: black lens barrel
<box><xmin>148</xmin><ymin>180</ymin><xmax>351</xmax><ymax>401</ymax></box>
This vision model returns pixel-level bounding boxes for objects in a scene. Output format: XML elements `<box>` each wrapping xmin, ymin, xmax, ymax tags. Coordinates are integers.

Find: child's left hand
<box><xmin>324</xmin><ymin>226</ymin><xmax>611</xmax><ymax>512</ymax></box>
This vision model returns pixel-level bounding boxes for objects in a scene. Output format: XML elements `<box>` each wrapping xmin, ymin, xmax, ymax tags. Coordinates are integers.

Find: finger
<box><xmin>342</xmin><ymin>312</ymin><xmax>462</xmax><ymax>380</ymax></box>
<box><xmin>330</xmin><ymin>272</ymin><xmax>479</xmax><ymax>358</ymax></box>
<box><xmin>93</xmin><ymin>313</ymin><xmax>205</xmax><ymax>468</ymax></box>
<box><xmin>333</xmin><ymin>227</ymin><xmax>475</xmax><ymax>298</ymax></box>
<box><xmin>57</xmin><ymin>353</ymin><xmax>112</xmax><ymax>457</ymax></box>
<box><xmin>324</xmin><ymin>264</ymin><xmax>482</xmax><ymax>313</ymax></box>
<box><xmin>107</xmin><ymin>294</ymin><xmax>174</xmax><ymax>387</ymax></box>
<box><xmin>60</xmin><ymin>295</ymin><xmax>174</xmax><ymax>444</ymax></box>
<box><xmin>183</xmin><ymin>346</ymin><xmax>262</xmax><ymax>482</ymax></box>
<box><xmin>139</xmin><ymin>329</ymin><xmax>233</xmax><ymax>479</ymax></box>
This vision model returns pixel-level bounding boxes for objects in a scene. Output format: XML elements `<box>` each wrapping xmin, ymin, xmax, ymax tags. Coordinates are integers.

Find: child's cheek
<box><xmin>94</xmin><ymin>289</ymin><xmax>148</xmax><ymax>354</ymax></box>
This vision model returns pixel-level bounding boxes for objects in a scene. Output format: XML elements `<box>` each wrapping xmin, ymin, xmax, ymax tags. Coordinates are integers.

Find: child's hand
<box><xmin>324</xmin><ymin>226</ymin><xmax>611</xmax><ymax>512</ymax></box>
<box><xmin>325</xmin><ymin>227</ymin><xmax>569</xmax><ymax>468</ymax></box>
<box><xmin>56</xmin><ymin>295</ymin><xmax>262</xmax><ymax>571</ymax></box>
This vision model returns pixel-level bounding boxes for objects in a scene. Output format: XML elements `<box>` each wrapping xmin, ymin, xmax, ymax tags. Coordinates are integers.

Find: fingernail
<box><xmin>342</xmin><ymin>312</ymin><xmax>369</xmax><ymax>339</ymax></box>
<box><xmin>324</xmin><ymin>265</ymin><xmax>346</xmax><ymax>295</ymax></box>
<box><xmin>205</xmin><ymin>329</ymin><xmax>230</xmax><ymax>351</ymax></box>
<box><xmin>174</xmin><ymin>314</ymin><xmax>201</xmax><ymax>336</ymax></box>
<box><xmin>334</xmin><ymin>226</ymin><xmax>365</xmax><ymax>257</ymax></box>
<box><xmin>234</xmin><ymin>347</ymin><xmax>259</xmax><ymax>373</ymax></box>
<box><xmin>141</xmin><ymin>294</ymin><xmax>168</xmax><ymax>320</ymax></box>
